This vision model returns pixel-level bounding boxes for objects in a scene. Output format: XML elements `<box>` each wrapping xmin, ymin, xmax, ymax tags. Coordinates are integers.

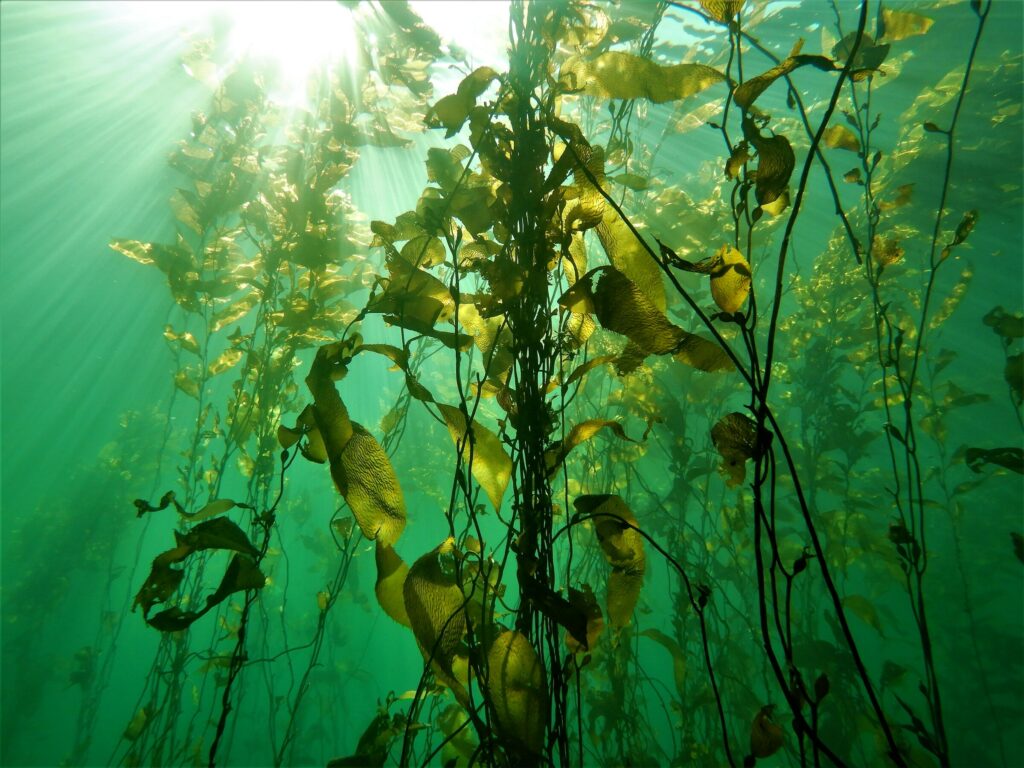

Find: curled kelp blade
<box><xmin>708</xmin><ymin>244</ymin><xmax>752</xmax><ymax>314</ymax></box>
<box><xmin>375</xmin><ymin>541</ymin><xmax>411</xmax><ymax>628</ymax></box>
<box><xmin>402</xmin><ymin>540</ymin><xmax>469</xmax><ymax>701</ymax></box>
<box><xmin>573</xmin><ymin>495</ymin><xmax>646</xmax><ymax>630</ymax></box>
<box><xmin>305</xmin><ymin>343</ymin><xmax>407</xmax><ymax>546</ymax></box>
<box><xmin>711</xmin><ymin>411</ymin><xmax>765</xmax><ymax>487</ymax></box>
<box><xmin>486</xmin><ymin>630</ymin><xmax>547</xmax><ymax>757</ymax></box>
<box><xmin>742</xmin><ymin>115</ymin><xmax>794</xmax><ymax>213</ymax></box>
<box><xmin>133</xmin><ymin>517</ymin><xmax>265</xmax><ymax>631</ymax></box>
<box><xmin>559</xmin><ymin>265</ymin><xmax>734</xmax><ymax>373</ymax></box>
<box><xmin>437</xmin><ymin>404</ymin><xmax>512</xmax><ymax>512</ymax></box>
<box><xmin>545</xmin><ymin>418</ymin><xmax>635</xmax><ymax>475</ymax></box>
<box><xmin>733</xmin><ymin>54</ymin><xmax>835</xmax><ymax>110</ymax></box>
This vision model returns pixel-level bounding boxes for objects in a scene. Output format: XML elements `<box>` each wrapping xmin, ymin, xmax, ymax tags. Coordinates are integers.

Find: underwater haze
<box><xmin>1</xmin><ymin>1</ymin><xmax>1022</xmax><ymax>767</ymax></box>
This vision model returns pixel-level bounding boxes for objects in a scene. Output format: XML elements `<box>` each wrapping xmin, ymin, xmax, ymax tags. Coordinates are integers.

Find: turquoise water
<box><xmin>1</xmin><ymin>1</ymin><xmax>1021</xmax><ymax>767</ymax></box>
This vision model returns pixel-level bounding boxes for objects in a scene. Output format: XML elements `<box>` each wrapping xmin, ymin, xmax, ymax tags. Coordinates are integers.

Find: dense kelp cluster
<box><xmin>35</xmin><ymin>1</ymin><xmax>1020</xmax><ymax>766</ymax></box>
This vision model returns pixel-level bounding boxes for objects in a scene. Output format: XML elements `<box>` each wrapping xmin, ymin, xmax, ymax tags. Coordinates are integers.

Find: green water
<box><xmin>1</xmin><ymin>1</ymin><xmax>1021</xmax><ymax>767</ymax></box>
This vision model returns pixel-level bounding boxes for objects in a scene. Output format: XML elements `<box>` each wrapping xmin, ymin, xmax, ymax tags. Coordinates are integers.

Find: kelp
<box><xmin>98</xmin><ymin>2</ymin><xmax>1022</xmax><ymax>768</ymax></box>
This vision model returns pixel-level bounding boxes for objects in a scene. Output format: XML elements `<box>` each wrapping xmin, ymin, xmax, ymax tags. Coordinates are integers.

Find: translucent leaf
<box><xmin>174</xmin><ymin>366</ymin><xmax>201</xmax><ymax>399</ymax></box>
<box><xmin>708</xmin><ymin>244</ymin><xmax>751</xmax><ymax>314</ymax></box>
<box><xmin>673</xmin><ymin>334</ymin><xmax>734</xmax><ymax>373</ymax></box>
<box><xmin>641</xmin><ymin>629</ymin><xmax>687</xmax><ymax>699</ymax></box>
<box><xmin>208</xmin><ymin>348</ymin><xmax>243</xmax><ymax>377</ymax></box>
<box><xmin>400</xmin><ymin>235</ymin><xmax>446</xmax><ymax>268</ymax></box>
<box><xmin>573</xmin><ymin>495</ymin><xmax>646</xmax><ymax>630</ymax></box>
<box><xmin>186</xmin><ymin>499</ymin><xmax>236</xmax><ymax>522</ymax></box>
<box><xmin>560</xmin><ymin>52</ymin><xmax>725</xmax><ymax>104</ymax></box>
<box><xmin>163</xmin><ymin>326</ymin><xmax>200</xmax><ymax>356</ymax></box>
<box><xmin>699</xmin><ymin>0</ymin><xmax>744</xmax><ymax>23</ymax></box>
<box><xmin>170</xmin><ymin>189</ymin><xmax>203</xmax><ymax>235</ymax></box>
<box><xmin>733</xmin><ymin>55</ymin><xmax>834</xmax><ymax>110</ymax></box>
<box><xmin>546</xmin><ymin>419</ymin><xmax>635</xmax><ymax>475</ymax></box>
<box><xmin>403</xmin><ymin>541</ymin><xmax>468</xmax><ymax>700</ymax></box>
<box><xmin>832</xmin><ymin>32</ymin><xmax>889</xmax><ymax>73</ymax></box>
<box><xmin>211</xmin><ymin>293</ymin><xmax>258</xmax><ymax>333</ymax></box>
<box><xmin>426</xmin><ymin>94</ymin><xmax>472</xmax><ymax>136</ymax></box>
<box><xmin>375</xmin><ymin>541</ymin><xmax>411</xmax><ymax>628</ymax></box>
<box><xmin>123</xmin><ymin>708</ymin><xmax>149</xmax><ymax>741</ymax></box>
<box><xmin>610</xmin><ymin>173</ymin><xmax>649</xmax><ymax>190</ymax></box>
<box><xmin>881</xmin><ymin>9</ymin><xmax>934</xmax><ymax>42</ymax></box>
<box><xmin>823</xmin><ymin>124</ymin><xmax>861</xmax><ymax>152</ymax></box>
<box><xmin>367</xmin><ymin>255</ymin><xmax>455</xmax><ymax>327</ymax></box>
<box><xmin>333</xmin><ymin>424</ymin><xmax>407</xmax><ymax>546</ymax></box>
<box><xmin>563</xmin><ymin>355</ymin><xmax>617</xmax><ymax>388</ymax></box>
<box><xmin>928</xmin><ymin>264</ymin><xmax>972</xmax><ymax>330</ymax></box>
<box><xmin>437</xmin><ymin>404</ymin><xmax>512</xmax><ymax>512</ymax></box>
<box><xmin>597</xmin><ymin>210</ymin><xmax>666</xmax><ymax>311</ymax></box>
<box><xmin>559</xmin><ymin>266</ymin><xmax>682</xmax><ymax>354</ymax></box>
<box><xmin>742</xmin><ymin>116</ymin><xmax>794</xmax><ymax>209</ymax></box>
<box><xmin>487</xmin><ymin>630</ymin><xmax>547</xmax><ymax>756</ymax></box>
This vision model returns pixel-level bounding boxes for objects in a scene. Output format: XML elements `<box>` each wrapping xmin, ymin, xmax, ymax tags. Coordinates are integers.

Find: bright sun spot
<box><xmin>222</xmin><ymin>1</ymin><xmax>357</xmax><ymax>103</ymax></box>
<box><xmin>126</xmin><ymin>1</ymin><xmax>357</xmax><ymax>105</ymax></box>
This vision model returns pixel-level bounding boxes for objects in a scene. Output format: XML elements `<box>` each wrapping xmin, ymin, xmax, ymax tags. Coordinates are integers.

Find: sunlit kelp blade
<box><xmin>487</xmin><ymin>630</ymin><xmax>547</xmax><ymax>756</ymax></box>
<box><xmin>560</xmin><ymin>51</ymin><xmax>725</xmax><ymax>103</ymax></box>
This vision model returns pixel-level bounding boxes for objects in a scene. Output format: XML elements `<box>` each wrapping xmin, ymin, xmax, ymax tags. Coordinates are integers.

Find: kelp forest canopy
<box><xmin>4</xmin><ymin>0</ymin><xmax>1022</xmax><ymax>767</ymax></box>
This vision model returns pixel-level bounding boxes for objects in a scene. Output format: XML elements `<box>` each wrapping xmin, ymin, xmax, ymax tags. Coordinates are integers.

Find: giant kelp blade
<box><xmin>711</xmin><ymin>412</ymin><xmax>760</xmax><ymax>486</ymax></box>
<box><xmin>327</xmin><ymin>709</ymin><xmax>404</xmax><ymax>768</ymax></box>
<box><xmin>573</xmin><ymin>495</ymin><xmax>646</xmax><ymax>630</ymax></box>
<box><xmin>375</xmin><ymin>541</ymin><xmax>411</xmax><ymax>628</ymax></box>
<box><xmin>133</xmin><ymin>548</ymin><xmax>188</xmax><ymax>616</ymax></box>
<box><xmin>334</xmin><ymin>423</ymin><xmax>407</xmax><ymax>546</ymax></box>
<box><xmin>560</xmin><ymin>52</ymin><xmax>725</xmax><ymax>103</ymax></box>
<box><xmin>367</xmin><ymin>255</ymin><xmax>455</xmax><ymax>327</ymax></box>
<box><xmin>402</xmin><ymin>542</ymin><xmax>469</xmax><ymax>700</ymax></box>
<box><xmin>597</xmin><ymin>211</ymin><xmax>667</xmax><ymax>312</ymax></box>
<box><xmin>306</xmin><ymin>344</ymin><xmax>355</xmax><ymax>454</ymax></box>
<box><xmin>560</xmin><ymin>266</ymin><xmax>683</xmax><ymax>355</ymax></box>
<box><xmin>206</xmin><ymin>554</ymin><xmax>266</xmax><ymax>607</ymax></box>
<box><xmin>964</xmin><ymin>447</ymin><xmax>1023</xmax><ymax>475</ymax></box>
<box><xmin>673</xmin><ymin>334</ymin><xmax>734</xmax><ymax>373</ymax></box>
<box><xmin>545</xmin><ymin>418</ymin><xmax>635</xmax><ymax>475</ymax></box>
<box><xmin>880</xmin><ymin>8</ymin><xmax>934</xmax><ymax>41</ymax></box>
<box><xmin>486</xmin><ymin>630</ymin><xmax>547</xmax><ymax>757</ymax></box>
<box><xmin>699</xmin><ymin>0</ymin><xmax>744</xmax><ymax>23</ymax></box>
<box><xmin>708</xmin><ymin>244</ymin><xmax>752</xmax><ymax>314</ymax></box>
<box><xmin>437</xmin><ymin>404</ymin><xmax>512</xmax><ymax>512</ymax></box>
<box><xmin>183</xmin><ymin>517</ymin><xmax>260</xmax><ymax>558</ymax></box>
<box><xmin>733</xmin><ymin>55</ymin><xmax>835</xmax><ymax>110</ymax></box>
<box><xmin>750</xmin><ymin>705</ymin><xmax>785</xmax><ymax>758</ymax></box>
<box><xmin>742</xmin><ymin>116</ymin><xmax>795</xmax><ymax>209</ymax></box>
<box><xmin>823</xmin><ymin>124</ymin><xmax>861</xmax><ymax>153</ymax></box>
<box><xmin>305</xmin><ymin>345</ymin><xmax>406</xmax><ymax>544</ymax></box>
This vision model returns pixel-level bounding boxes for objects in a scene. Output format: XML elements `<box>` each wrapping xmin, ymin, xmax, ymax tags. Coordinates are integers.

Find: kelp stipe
<box><xmin>101</xmin><ymin>1</ymin><xmax>1022</xmax><ymax>767</ymax></box>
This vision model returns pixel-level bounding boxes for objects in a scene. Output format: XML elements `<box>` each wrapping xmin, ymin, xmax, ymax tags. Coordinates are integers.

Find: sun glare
<box><xmin>222</xmin><ymin>1</ymin><xmax>357</xmax><ymax>104</ymax></box>
<box><xmin>124</xmin><ymin>1</ymin><xmax>358</xmax><ymax>106</ymax></box>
